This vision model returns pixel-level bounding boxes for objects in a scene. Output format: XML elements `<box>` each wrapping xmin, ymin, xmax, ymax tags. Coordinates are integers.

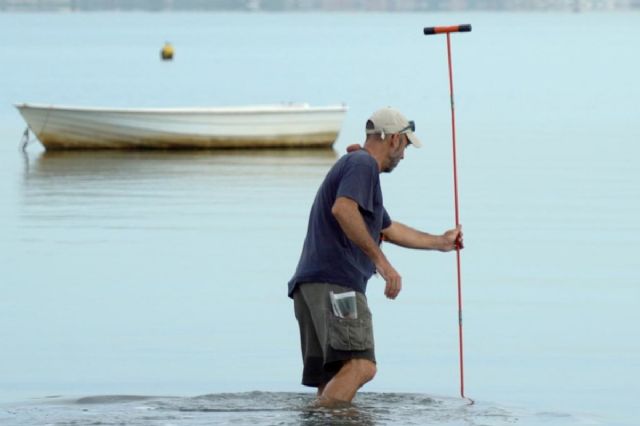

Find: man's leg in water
<box><xmin>317</xmin><ymin>359</ymin><xmax>376</xmax><ymax>405</ymax></box>
<box><xmin>295</xmin><ymin>283</ymin><xmax>376</xmax><ymax>406</ymax></box>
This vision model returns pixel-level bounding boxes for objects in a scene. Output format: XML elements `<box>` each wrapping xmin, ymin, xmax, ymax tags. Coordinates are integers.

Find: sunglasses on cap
<box><xmin>398</xmin><ymin>120</ymin><xmax>415</xmax><ymax>134</ymax></box>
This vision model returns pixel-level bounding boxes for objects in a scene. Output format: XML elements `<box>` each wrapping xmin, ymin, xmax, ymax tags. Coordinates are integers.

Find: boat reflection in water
<box><xmin>20</xmin><ymin>149</ymin><xmax>338</xmax><ymax>228</ymax></box>
<box><xmin>23</xmin><ymin>148</ymin><xmax>338</xmax><ymax>184</ymax></box>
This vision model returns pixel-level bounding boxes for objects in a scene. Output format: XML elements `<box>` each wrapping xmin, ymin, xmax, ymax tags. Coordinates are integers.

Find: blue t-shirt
<box><xmin>288</xmin><ymin>149</ymin><xmax>392</xmax><ymax>297</ymax></box>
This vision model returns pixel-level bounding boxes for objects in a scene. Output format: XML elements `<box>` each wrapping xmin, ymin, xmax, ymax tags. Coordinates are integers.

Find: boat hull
<box><xmin>15</xmin><ymin>104</ymin><xmax>347</xmax><ymax>150</ymax></box>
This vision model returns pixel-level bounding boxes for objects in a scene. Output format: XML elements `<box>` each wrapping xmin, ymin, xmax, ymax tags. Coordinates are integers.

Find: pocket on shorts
<box><xmin>327</xmin><ymin>311</ymin><xmax>373</xmax><ymax>351</ymax></box>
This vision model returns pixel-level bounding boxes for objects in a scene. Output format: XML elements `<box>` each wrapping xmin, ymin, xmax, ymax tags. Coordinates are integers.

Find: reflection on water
<box><xmin>19</xmin><ymin>149</ymin><xmax>338</xmax><ymax>230</ymax></box>
<box><xmin>1</xmin><ymin>392</ymin><xmax>541</xmax><ymax>426</ymax></box>
<box><xmin>23</xmin><ymin>149</ymin><xmax>337</xmax><ymax>183</ymax></box>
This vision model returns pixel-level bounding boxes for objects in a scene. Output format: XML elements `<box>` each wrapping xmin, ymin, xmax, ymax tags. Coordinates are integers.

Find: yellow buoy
<box><xmin>161</xmin><ymin>42</ymin><xmax>174</xmax><ymax>60</ymax></box>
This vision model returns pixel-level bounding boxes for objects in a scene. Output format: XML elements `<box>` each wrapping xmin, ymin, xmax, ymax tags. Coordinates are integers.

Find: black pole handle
<box><xmin>424</xmin><ymin>24</ymin><xmax>472</xmax><ymax>35</ymax></box>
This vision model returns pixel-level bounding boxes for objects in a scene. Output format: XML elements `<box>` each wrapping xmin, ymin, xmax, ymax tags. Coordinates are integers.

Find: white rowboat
<box><xmin>15</xmin><ymin>103</ymin><xmax>347</xmax><ymax>150</ymax></box>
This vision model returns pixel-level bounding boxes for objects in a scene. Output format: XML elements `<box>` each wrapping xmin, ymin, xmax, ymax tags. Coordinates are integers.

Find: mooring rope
<box><xmin>20</xmin><ymin>127</ymin><xmax>31</xmax><ymax>151</ymax></box>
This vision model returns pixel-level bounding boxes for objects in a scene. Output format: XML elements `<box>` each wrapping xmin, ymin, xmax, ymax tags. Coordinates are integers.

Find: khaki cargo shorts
<box><xmin>293</xmin><ymin>282</ymin><xmax>375</xmax><ymax>387</ymax></box>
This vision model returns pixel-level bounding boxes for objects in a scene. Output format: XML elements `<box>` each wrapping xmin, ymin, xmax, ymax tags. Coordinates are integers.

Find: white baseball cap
<box><xmin>365</xmin><ymin>107</ymin><xmax>422</xmax><ymax>148</ymax></box>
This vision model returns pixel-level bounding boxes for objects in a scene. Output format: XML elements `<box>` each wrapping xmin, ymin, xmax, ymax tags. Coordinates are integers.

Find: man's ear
<box><xmin>390</xmin><ymin>134</ymin><xmax>400</xmax><ymax>148</ymax></box>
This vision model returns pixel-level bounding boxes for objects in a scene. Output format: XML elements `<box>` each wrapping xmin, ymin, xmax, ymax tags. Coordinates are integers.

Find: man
<box><xmin>288</xmin><ymin>107</ymin><xmax>463</xmax><ymax>406</ymax></box>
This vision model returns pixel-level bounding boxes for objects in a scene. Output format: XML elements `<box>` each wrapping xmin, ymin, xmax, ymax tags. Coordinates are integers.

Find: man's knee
<box><xmin>351</xmin><ymin>359</ymin><xmax>377</xmax><ymax>385</ymax></box>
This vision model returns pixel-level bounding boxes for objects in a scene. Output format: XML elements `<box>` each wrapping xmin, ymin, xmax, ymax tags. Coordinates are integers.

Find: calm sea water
<box><xmin>1</xmin><ymin>11</ymin><xmax>639</xmax><ymax>426</ymax></box>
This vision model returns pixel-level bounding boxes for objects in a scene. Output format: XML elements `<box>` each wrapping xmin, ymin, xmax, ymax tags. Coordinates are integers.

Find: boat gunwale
<box><xmin>14</xmin><ymin>103</ymin><xmax>348</xmax><ymax>115</ymax></box>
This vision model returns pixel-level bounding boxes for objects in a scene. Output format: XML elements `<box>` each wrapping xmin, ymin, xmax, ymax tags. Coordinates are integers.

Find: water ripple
<box><xmin>0</xmin><ymin>391</ymin><xmax>601</xmax><ymax>426</ymax></box>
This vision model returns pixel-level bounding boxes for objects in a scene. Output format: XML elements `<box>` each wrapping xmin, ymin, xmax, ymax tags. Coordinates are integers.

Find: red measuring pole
<box><xmin>424</xmin><ymin>23</ymin><xmax>472</xmax><ymax>402</ymax></box>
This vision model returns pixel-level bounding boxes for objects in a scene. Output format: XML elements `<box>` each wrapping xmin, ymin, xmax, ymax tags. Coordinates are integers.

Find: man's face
<box><xmin>382</xmin><ymin>134</ymin><xmax>410</xmax><ymax>173</ymax></box>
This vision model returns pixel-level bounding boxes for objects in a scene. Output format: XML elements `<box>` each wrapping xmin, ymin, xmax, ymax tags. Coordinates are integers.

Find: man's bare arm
<box><xmin>382</xmin><ymin>221</ymin><xmax>462</xmax><ymax>252</ymax></box>
<box><xmin>331</xmin><ymin>197</ymin><xmax>401</xmax><ymax>299</ymax></box>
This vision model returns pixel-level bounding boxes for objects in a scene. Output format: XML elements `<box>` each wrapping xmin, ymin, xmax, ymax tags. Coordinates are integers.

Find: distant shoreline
<box><xmin>1</xmin><ymin>0</ymin><xmax>639</xmax><ymax>13</ymax></box>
